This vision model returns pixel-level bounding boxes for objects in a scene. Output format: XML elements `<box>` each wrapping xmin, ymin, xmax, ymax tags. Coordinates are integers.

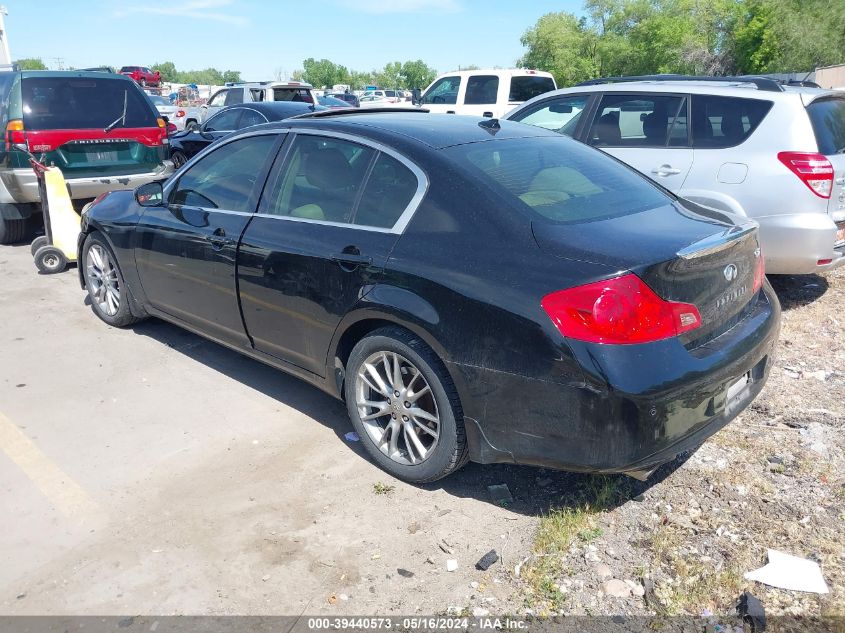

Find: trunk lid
<box><xmin>533</xmin><ymin>202</ymin><xmax>762</xmax><ymax>346</ymax></box>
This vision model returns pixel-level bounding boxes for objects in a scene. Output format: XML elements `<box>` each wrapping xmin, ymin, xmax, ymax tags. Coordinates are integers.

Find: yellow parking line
<box><xmin>0</xmin><ymin>410</ymin><xmax>99</xmax><ymax>517</ymax></box>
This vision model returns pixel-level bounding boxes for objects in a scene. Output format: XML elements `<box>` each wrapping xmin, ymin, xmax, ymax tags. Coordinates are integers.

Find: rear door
<box><xmin>461</xmin><ymin>74</ymin><xmax>500</xmax><ymax>118</ymax></box>
<box><xmin>134</xmin><ymin>132</ymin><xmax>281</xmax><ymax>347</ymax></box>
<box><xmin>20</xmin><ymin>75</ymin><xmax>166</xmax><ymax>179</ymax></box>
<box><xmin>584</xmin><ymin>92</ymin><xmax>693</xmax><ymax>193</ymax></box>
<box><xmin>237</xmin><ymin>131</ymin><xmax>425</xmax><ymax>376</ymax></box>
<box><xmin>806</xmin><ymin>96</ymin><xmax>845</xmax><ymax>245</ymax></box>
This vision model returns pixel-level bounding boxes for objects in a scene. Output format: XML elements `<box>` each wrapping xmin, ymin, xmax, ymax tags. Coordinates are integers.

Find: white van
<box><xmin>417</xmin><ymin>69</ymin><xmax>556</xmax><ymax>118</ymax></box>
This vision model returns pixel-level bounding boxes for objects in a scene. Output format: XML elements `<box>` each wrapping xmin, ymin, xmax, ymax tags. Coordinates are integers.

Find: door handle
<box><xmin>482</xmin><ymin>112</ymin><xmax>493</xmax><ymax>118</ymax></box>
<box><xmin>331</xmin><ymin>252</ymin><xmax>372</xmax><ymax>267</ymax></box>
<box><xmin>205</xmin><ymin>229</ymin><xmax>233</xmax><ymax>249</ymax></box>
<box><xmin>651</xmin><ymin>164</ymin><xmax>682</xmax><ymax>177</ymax></box>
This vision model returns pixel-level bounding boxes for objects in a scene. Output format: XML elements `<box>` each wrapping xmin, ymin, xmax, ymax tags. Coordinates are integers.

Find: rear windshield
<box><xmin>273</xmin><ymin>87</ymin><xmax>313</xmax><ymax>103</ymax></box>
<box><xmin>509</xmin><ymin>76</ymin><xmax>555</xmax><ymax>102</ymax></box>
<box><xmin>807</xmin><ymin>98</ymin><xmax>845</xmax><ymax>155</ymax></box>
<box><xmin>446</xmin><ymin>136</ymin><xmax>670</xmax><ymax>224</ymax></box>
<box><xmin>22</xmin><ymin>77</ymin><xmax>158</xmax><ymax>130</ymax></box>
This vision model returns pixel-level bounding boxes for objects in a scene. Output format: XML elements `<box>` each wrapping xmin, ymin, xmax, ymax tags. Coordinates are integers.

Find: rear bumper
<box><xmin>0</xmin><ymin>163</ymin><xmax>174</xmax><ymax>204</ymax></box>
<box><xmin>454</xmin><ymin>283</ymin><xmax>781</xmax><ymax>475</ymax></box>
<box><xmin>756</xmin><ymin>212</ymin><xmax>845</xmax><ymax>274</ymax></box>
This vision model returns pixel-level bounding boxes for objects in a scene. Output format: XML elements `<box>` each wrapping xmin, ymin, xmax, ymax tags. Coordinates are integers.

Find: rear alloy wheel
<box><xmin>33</xmin><ymin>245</ymin><xmax>66</xmax><ymax>274</ymax></box>
<box><xmin>171</xmin><ymin>150</ymin><xmax>188</xmax><ymax>168</ymax></box>
<box><xmin>82</xmin><ymin>233</ymin><xmax>143</xmax><ymax>327</ymax></box>
<box><xmin>345</xmin><ymin>327</ymin><xmax>468</xmax><ymax>483</ymax></box>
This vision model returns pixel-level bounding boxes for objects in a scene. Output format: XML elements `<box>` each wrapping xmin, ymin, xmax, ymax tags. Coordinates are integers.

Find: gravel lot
<box><xmin>0</xmin><ymin>240</ymin><xmax>842</xmax><ymax>619</ymax></box>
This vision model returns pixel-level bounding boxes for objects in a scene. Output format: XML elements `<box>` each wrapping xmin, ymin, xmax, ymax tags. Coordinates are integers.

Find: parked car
<box><xmin>417</xmin><ymin>68</ymin><xmax>556</xmax><ymax>118</ymax></box>
<box><xmin>78</xmin><ymin>112</ymin><xmax>779</xmax><ymax>483</ymax></box>
<box><xmin>119</xmin><ymin>66</ymin><xmax>161</xmax><ymax>87</ymax></box>
<box><xmin>0</xmin><ymin>70</ymin><xmax>173</xmax><ymax>244</ymax></box>
<box><xmin>327</xmin><ymin>92</ymin><xmax>360</xmax><ymax>107</ymax></box>
<box><xmin>505</xmin><ymin>75</ymin><xmax>845</xmax><ymax>274</ymax></box>
<box><xmin>147</xmin><ymin>94</ymin><xmax>179</xmax><ymax>123</ymax></box>
<box><xmin>202</xmin><ymin>81</ymin><xmax>317</xmax><ymax>122</ymax></box>
<box><xmin>318</xmin><ymin>95</ymin><xmax>353</xmax><ymax>109</ymax></box>
<box><xmin>168</xmin><ymin>101</ymin><xmax>322</xmax><ymax>167</ymax></box>
<box><xmin>359</xmin><ymin>94</ymin><xmax>391</xmax><ymax>108</ymax></box>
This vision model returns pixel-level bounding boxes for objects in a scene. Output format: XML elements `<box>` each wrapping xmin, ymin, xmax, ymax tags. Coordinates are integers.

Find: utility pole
<box><xmin>0</xmin><ymin>6</ymin><xmax>11</xmax><ymax>66</ymax></box>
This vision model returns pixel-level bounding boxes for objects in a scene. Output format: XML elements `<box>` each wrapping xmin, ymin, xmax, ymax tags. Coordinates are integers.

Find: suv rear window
<box><xmin>509</xmin><ymin>76</ymin><xmax>555</xmax><ymax>102</ymax></box>
<box><xmin>447</xmin><ymin>136</ymin><xmax>670</xmax><ymax>224</ymax></box>
<box><xmin>691</xmin><ymin>95</ymin><xmax>772</xmax><ymax>149</ymax></box>
<box><xmin>807</xmin><ymin>98</ymin><xmax>845</xmax><ymax>155</ymax></box>
<box><xmin>274</xmin><ymin>87</ymin><xmax>313</xmax><ymax>103</ymax></box>
<box><xmin>22</xmin><ymin>77</ymin><xmax>158</xmax><ymax>130</ymax></box>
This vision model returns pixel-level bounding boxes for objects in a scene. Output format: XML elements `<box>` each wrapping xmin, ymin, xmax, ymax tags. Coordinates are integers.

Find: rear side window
<box><xmin>807</xmin><ymin>98</ymin><xmax>845</xmax><ymax>155</ymax></box>
<box><xmin>587</xmin><ymin>94</ymin><xmax>687</xmax><ymax>148</ymax></box>
<box><xmin>509</xmin><ymin>76</ymin><xmax>555</xmax><ymax>102</ymax></box>
<box><xmin>447</xmin><ymin>136</ymin><xmax>670</xmax><ymax>224</ymax></box>
<box><xmin>691</xmin><ymin>96</ymin><xmax>772</xmax><ymax>149</ymax></box>
<box><xmin>510</xmin><ymin>94</ymin><xmax>590</xmax><ymax>137</ymax></box>
<box><xmin>273</xmin><ymin>88</ymin><xmax>313</xmax><ymax>103</ymax></box>
<box><xmin>421</xmin><ymin>76</ymin><xmax>461</xmax><ymax>105</ymax></box>
<box><xmin>21</xmin><ymin>77</ymin><xmax>157</xmax><ymax>130</ymax></box>
<box><xmin>354</xmin><ymin>153</ymin><xmax>418</xmax><ymax>228</ymax></box>
<box><xmin>464</xmin><ymin>75</ymin><xmax>499</xmax><ymax>105</ymax></box>
<box><xmin>224</xmin><ymin>89</ymin><xmax>243</xmax><ymax>106</ymax></box>
<box><xmin>0</xmin><ymin>73</ymin><xmax>18</xmax><ymax>126</ymax></box>
<box><xmin>170</xmin><ymin>135</ymin><xmax>276</xmax><ymax>212</ymax></box>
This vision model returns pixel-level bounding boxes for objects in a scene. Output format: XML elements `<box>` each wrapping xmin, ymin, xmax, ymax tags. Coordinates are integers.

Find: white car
<box><xmin>202</xmin><ymin>81</ymin><xmax>318</xmax><ymax>122</ymax></box>
<box><xmin>147</xmin><ymin>94</ymin><xmax>183</xmax><ymax>129</ymax></box>
<box><xmin>505</xmin><ymin>76</ymin><xmax>845</xmax><ymax>274</ymax></box>
<box><xmin>417</xmin><ymin>68</ymin><xmax>556</xmax><ymax>118</ymax></box>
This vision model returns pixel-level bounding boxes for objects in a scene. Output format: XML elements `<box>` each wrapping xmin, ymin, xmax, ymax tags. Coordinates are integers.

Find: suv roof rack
<box><xmin>577</xmin><ymin>74</ymin><xmax>785</xmax><ymax>93</ymax></box>
<box><xmin>294</xmin><ymin>107</ymin><xmax>430</xmax><ymax>119</ymax></box>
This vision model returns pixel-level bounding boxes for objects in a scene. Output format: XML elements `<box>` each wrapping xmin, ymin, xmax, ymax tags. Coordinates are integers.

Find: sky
<box><xmin>3</xmin><ymin>0</ymin><xmax>583</xmax><ymax>80</ymax></box>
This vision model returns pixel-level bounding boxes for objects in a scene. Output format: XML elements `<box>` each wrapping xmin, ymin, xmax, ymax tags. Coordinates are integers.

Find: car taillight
<box><xmin>156</xmin><ymin>117</ymin><xmax>166</xmax><ymax>128</ymax></box>
<box><xmin>176</xmin><ymin>110</ymin><xmax>186</xmax><ymax>118</ymax></box>
<box><xmin>778</xmin><ymin>151</ymin><xmax>833</xmax><ymax>198</ymax></box>
<box><xmin>753</xmin><ymin>248</ymin><xmax>765</xmax><ymax>292</ymax></box>
<box><xmin>541</xmin><ymin>274</ymin><xmax>701</xmax><ymax>345</ymax></box>
<box><xmin>5</xmin><ymin>119</ymin><xmax>25</xmax><ymax>151</ymax></box>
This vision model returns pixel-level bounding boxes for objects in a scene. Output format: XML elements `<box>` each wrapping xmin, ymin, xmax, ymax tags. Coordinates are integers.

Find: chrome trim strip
<box><xmin>676</xmin><ymin>223</ymin><xmax>758</xmax><ymax>259</ymax></box>
<box><xmin>251</xmin><ymin>212</ymin><xmax>394</xmax><ymax>233</ymax></box>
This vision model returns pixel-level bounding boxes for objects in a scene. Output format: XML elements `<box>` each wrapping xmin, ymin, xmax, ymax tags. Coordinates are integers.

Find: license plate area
<box><xmin>726</xmin><ymin>373</ymin><xmax>750</xmax><ymax>403</ymax></box>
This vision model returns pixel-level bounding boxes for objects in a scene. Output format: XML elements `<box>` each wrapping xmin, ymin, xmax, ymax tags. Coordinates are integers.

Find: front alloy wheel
<box><xmin>355</xmin><ymin>351</ymin><xmax>440</xmax><ymax>465</ymax></box>
<box><xmin>86</xmin><ymin>243</ymin><xmax>121</xmax><ymax>316</ymax></box>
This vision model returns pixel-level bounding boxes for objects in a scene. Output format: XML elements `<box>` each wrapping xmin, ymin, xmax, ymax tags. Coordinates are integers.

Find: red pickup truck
<box><xmin>119</xmin><ymin>66</ymin><xmax>161</xmax><ymax>87</ymax></box>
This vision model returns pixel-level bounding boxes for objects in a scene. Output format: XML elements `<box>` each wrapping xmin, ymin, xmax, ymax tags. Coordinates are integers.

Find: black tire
<box><xmin>30</xmin><ymin>235</ymin><xmax>49</xmax><ymax>256</ymax></box>
<box><xmin>345</xmin><ymin>326</ymin><xmax>469</xmax><ymax>483</ymax></box>
<box><xmin>33</xmin><ymin>245</ymin><xmax>67</xmax><ymax>274</ymax></box>
<box><xmin>0</xmin><ymin>217</ymin><xmax>28</xmax><ymax>245</ymax></box>
<box><xmin>171</xmin><ymin>150</ymin><xmax>188</xmax><ymax>168</ymax></box>
<box><xmin>81</xmin><ymin>232</ymin><xmax>144</xmax><ymax>327</ymax></box>
<box><xmin>186</xmin><ymin>120</ymin><xmax>198</xmax><ymax>131</ymax></box>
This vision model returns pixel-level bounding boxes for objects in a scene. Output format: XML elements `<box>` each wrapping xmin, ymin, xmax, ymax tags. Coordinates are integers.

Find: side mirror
<box><xmin>135</xmin><ymin>181</ymin><xmax>164</xmax><ymax>207</ymax></box>
<box><xmin>411</xmin><ymin>88</ymin><xmax>421</xmax><ymax>105</ymax></box>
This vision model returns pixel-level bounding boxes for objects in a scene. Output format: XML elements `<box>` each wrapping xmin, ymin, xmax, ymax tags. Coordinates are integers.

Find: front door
<box><xmin>134</xmin><ymin>132</ymin><xmax>280</xmax><ymax>346</ymax></box>
<box><xmin>584</xmin><ymin>92</ymin><xmax>694</xmax><ymax>193</ymax></box>
<box><xmin>237</xmin><ymin>132</ymin><xmax>424</xmax><ymax>376</ymax></box>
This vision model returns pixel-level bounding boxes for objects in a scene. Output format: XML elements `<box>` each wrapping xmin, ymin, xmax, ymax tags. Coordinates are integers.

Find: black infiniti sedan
<box><xmin>168</xmin><ymin>101</ymin><xmax>323</xmax><ymax>167</ymax></box>
<box><xmin>78</xmin><ymin>112</ymin><xmax>780</xmax><ymax>483</ymax></box>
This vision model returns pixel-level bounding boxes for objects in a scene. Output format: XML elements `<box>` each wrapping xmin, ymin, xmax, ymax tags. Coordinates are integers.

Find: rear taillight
<box><xmin>753</xmin><ymin>248</ymin><xmax>765</xmax><ymax>292</ymax></box>
<box><xmin>778</xmin><ymin>151</ymin><xmax>833</xmax><ymax>198</ymax></box>
<box><xmin>541</xmin><ymin>274</ymin><xmax>701</xmax><ymax>345</ymax></box>
<box><xmin>176</xmin><ymin>109</ymin><xmax>186</xmax><ymax>118</ymax></box>
<box><xmin>5</xmin><ymin>119</ymin><xmax>25</xmax><ymax>151</ymax></box>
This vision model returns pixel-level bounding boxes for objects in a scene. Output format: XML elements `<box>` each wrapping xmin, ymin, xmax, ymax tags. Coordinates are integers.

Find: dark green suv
<box><xmin>0</xmin><ymin>70</ymin><xmax>174</xmax><ymax>243</ymax></box>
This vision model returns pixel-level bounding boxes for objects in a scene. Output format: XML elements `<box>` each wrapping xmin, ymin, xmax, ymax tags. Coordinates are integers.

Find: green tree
<box><xmin>152</xmin><ymin>61</ymin><xmax>178</xmax><ymax>82</ymax></box>
<box><xmin>519</xmin><ymin>12</ymin><xmax>599</xmax><ymax>86</ymax></box>
<box><xmin>221</xmin><ymin>70</ymin><xmax>242</xmax><ymax>84</ymax></box>
<box><xmin>301</xmin><ymin>58</ymin><xmax>349</xmax><ymax>89</ymax></box>
<box><xmin>14</xmin><ymin>57</ymin><xmax>47</xmax><ymax>70</ymax></box>
<box><xmin>375</xmin><ymin>61</ymin><xmax>403</xmax><ymax>89</ymax></box>
<box><xmin>400</xmin><ymin>60</ymin><xmax>437</xmax><ymax>90</ymax></box>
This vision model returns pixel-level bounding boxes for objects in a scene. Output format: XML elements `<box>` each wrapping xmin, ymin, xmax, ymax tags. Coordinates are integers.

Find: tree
<box><xmin>375</xmin><ymin>61</ymin><xmax>403</xmax><ymax>89</ymax></box>
<box><xmin>14</xmin><ymin>57</ymin><xmax>47</xmax><ymax>70</ymax></box>
<box><xmin>400</xmin><ymin>60</ymin><xmax>437</xmax><ymax>90</ymax></box>
<box><xmin>152</xmin><ymin>61</ymin><xmax>178</xmax><ymax>82</ymax></box>
<box><xmin>302</xmin><ymin>58</ymin><xmax>349</xmax><ymax>89</ymax></box>
<box><xmin>519</xmin><ymin>12</ymin><xmax>599</xmax><ymax>86</ymax></box>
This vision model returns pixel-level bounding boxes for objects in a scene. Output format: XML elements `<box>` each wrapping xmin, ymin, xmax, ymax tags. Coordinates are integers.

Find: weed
<box><xmin>372</xmin><ymin>482</ymin><xmax>395</xmax><ymax>495</ymax></box>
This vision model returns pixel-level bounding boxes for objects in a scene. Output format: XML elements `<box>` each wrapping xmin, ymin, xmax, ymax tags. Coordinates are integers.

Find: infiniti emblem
<box><xmin>723</xmin><ymin>264</ymin><xmax>738</xmax><ymax>282</ymax></box>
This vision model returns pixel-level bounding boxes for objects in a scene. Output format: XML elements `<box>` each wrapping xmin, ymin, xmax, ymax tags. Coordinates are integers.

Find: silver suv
<box><xmin>505</xmin><ymin>76</ymin><xmax>845</xmax><ymax>274</ymax></box>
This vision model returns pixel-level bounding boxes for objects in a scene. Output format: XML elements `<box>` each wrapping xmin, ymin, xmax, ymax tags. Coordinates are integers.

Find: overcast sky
<box><xmin>5</xmin><ymin>0</ymin><xmax>583</xmax><ymax>79</ymax></box>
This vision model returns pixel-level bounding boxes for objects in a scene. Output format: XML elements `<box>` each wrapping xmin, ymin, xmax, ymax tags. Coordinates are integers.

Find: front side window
<box><xmin>203</xmin><ymin>108</ymin><xmax>242</xmax><ymax>132</ymax></box>
<box><xmin>207</xmin><ymin>90</ymin><xmax>227</xmax><ymax>108</ymax></box>
<box><xmin>587</xmin><ymin>94</ymin><xmax>687</xmax><ymax>148</ymax></box>
<box><xmin>238</xmin><ymin>109</ymin><xmax>267</xmax><ymax>129</ymax></box>
<box><xmin>262</xmin><ymin>135</ymin><xmax>375</xmax><ymax>223</ymax></box>
<box><xmin>170</xmin><ymin>135</ymin><xmax>277</xmax><ymax>212</ymax></box>
<box><xmin>510</xmin><ymin>94</ymin><xmax>590</xmax><ymax>137</ymax></box>
<box><xmin>464</xmin><ymin>75</ymin><xmax>500</xmax><ymax>105</ymax></box>
<box><xmin>691</xmin><ymin>95</ymin><xmax>772</xmax><ymax>149</ymax></box>
<box><xmin>21</xmin><ymin>77</ymin><xmax>157</xmax><ymax>130</ymax></box>
<box><xmin>448</xmin><ymin>136</ymin><xmax>670</xmax><ymax>224</ymax></box>
<box><xmin>421</xmin><ymin>76</ymin><xmax>461</xmax><ymax>105</ymax></box>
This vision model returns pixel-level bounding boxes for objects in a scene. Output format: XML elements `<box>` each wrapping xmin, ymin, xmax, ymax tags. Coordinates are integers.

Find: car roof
<box><xmin>279</xmin><ymin>112</ymin><xmax>560</xmax><ymax>149</ymax></box>
<box><xmin>20</xmin><ymin>70</ymin><xmax>133</xmax><ymax>80</ymax></box>
<box><xmin>437</xmin><ymin>68</ymin><xmax>554</xmax><ymax>79</ymax></box>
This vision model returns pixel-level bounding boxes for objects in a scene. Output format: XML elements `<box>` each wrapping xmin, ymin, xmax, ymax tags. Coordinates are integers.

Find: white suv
<box><xmin>505</xmin><ymin>76</ymin><xmax>845</xmax><ymax>274</ymax></box>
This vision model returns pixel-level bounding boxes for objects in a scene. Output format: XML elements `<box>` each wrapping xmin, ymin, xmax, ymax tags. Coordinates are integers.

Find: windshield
<box><xmin>446</xmin><ymin>136</ymin><xmax>671</xmax><ymax>224</ymax></box>
<box><xmin>22</xmin><ymin>77</ymin><xmax>158</xmax><ymax>130</ymax></box>
<box><xmin>807</xmin><ymin>98</ymin><xmax>845</xmax><ymax>154</ymax></box>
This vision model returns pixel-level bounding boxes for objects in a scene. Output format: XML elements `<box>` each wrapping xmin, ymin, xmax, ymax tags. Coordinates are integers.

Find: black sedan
<box><xmin>168</xmin><ymin>101</ymin><xmax>323</xmax><ymax>167</ymax></box>
<box><xmin>77</xmin><ymin>112</ymin><xmax>780</xmax><ymax>483</ymax></box>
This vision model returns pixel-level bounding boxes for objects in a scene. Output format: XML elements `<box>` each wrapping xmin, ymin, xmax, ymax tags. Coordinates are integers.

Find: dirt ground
<box><xmin>0</xmin><ymin>241</ymin><xmax>842</xmax><ymax>619</ymax></box>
